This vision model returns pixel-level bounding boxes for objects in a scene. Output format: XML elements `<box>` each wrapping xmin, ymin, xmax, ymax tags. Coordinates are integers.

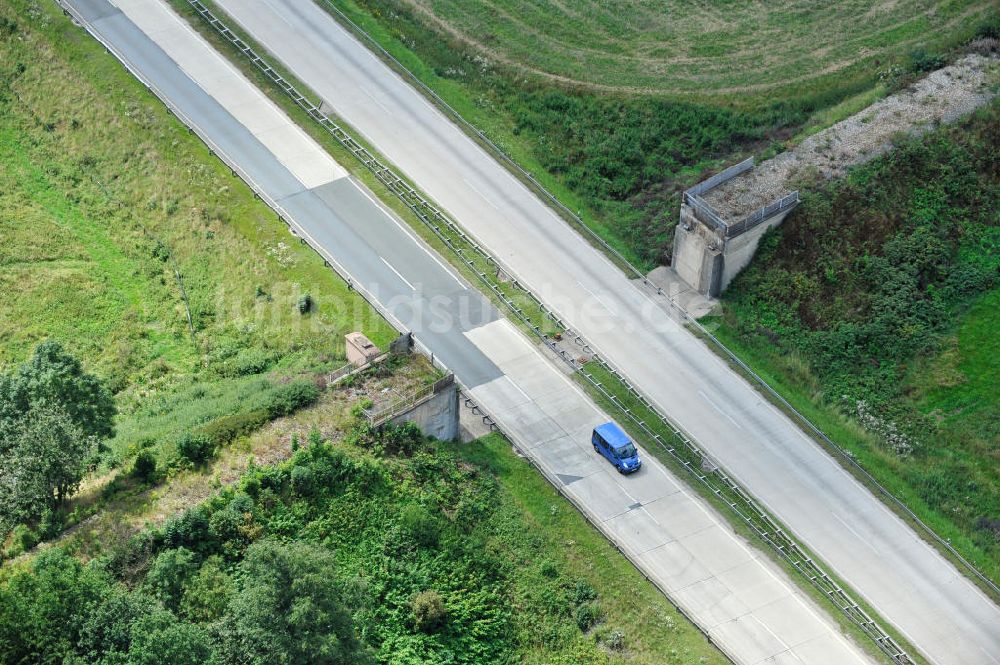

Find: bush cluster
<box><xmin>1</xmin><ymin>427</ymin><xmax>614</xmax><ymax>663</ymax></box>
<box><xmin>721</xmin><ymin>103</ymin><xmax>1000</xmax><ymax>562</ymax></box>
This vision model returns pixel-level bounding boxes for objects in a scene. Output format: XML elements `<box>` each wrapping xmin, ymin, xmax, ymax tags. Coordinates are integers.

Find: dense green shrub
<box><xmin>290</xmin><ymin>465</ymin><xmax>314</xmax><ymax>497</ymax></box>
<box><xmin>159</xmin><ymin>507</ymin><xmax>211</xmax><ymax>553</ymax></box>
<box><xmin>176</xmin><ymin>433</ymin><xmax>215</xmax><ymax>466</ymax></box>
<box><xmin>215</xmin><ymin>348</ymin><xmax>276</xmax><ymax>378</ymax></box>
<box><xmin>196</xmin><ymin>410</ymin><xmax>268</xmax><ymax>448</ymax></box>
<box><xmin>907</xmin><ymin>48</ymin><xmax>945</xmax><ymax>73</ymax></box>
<box><xmin>410</xmin><ymin>590</ymin><xmax>446</xmax><ymax>633</ymax></box>
<box><xmin>264</xmin><ymin>380</ymin><xmax>320</xmax><ymax>419</ymax></box>
<box><xmin>398</xmin><ymin>503</ymin><xmax>440</xmax><ymax>548</ymax></box>
<box><xmin>575</xmin><ymin>603</ymin><xmax>601</xmax><ymax>632</ymax></box>
<box><xmin>132</xmin><ymin>450</ymin><xmax>158</xmax><ymax>482</ymax></box>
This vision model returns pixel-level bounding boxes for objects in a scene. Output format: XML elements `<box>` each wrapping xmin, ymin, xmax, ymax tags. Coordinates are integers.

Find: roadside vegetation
<box><xmin>0</xmin><ymin>422</ymin><xmax>726</xmax><ymax>665</ymax></box>
<box><xmin>323</xmin><ymin>0</ymin><xmax>997</xmax><ymax>267</ymax></box>
<box><xmin>708</xmin><ymin>103</ymin><xmax>1000</xmax><ymax>580</ymax></box>
<box><xmin>0</xmin><ymin>0</ymin><xmax>395</xmax><ymax>549</ymax></box>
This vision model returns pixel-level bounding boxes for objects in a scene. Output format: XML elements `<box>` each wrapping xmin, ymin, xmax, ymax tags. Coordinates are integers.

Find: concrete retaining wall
<box><xmin>718</xmin><ymin>207</ymin><xmax>794</xmax><ymax>291</ymax></box>
<box><xmin>389</xmin><ymin>386</ymin><xmax>460</xmax><ymax>441</ymax></box>
<box><xmin>672</xmin><ymin>204</ymin><xmax>723</xmax><ymax>296</ymax></box>
<box><xmin>672</xmin><ymin>202</ymin><xmax>795</xmax><ymax>296</ymax></box>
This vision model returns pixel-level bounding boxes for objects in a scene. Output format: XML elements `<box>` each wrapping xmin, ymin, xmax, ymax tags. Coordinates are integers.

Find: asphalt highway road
<box><xmin>206</xmin><ymin>2</ymin><xmax>1000</xmax><ymax>664</ymax></box>
<box><xmin>57</xmin><ymin>0</ymin><xmax>876</xmax><ymax>662</ymax></box>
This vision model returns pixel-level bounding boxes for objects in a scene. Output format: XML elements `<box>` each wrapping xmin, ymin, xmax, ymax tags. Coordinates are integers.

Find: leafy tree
<box><xmin>218</xmin><ymin>539</ymin><xmax>371</xmax><ymax>665</ymax></box>
<box><xmin>0</xmin><ymin>405</ymin><xmax>91</xmax><ymax>535</ymax></box>
<box><xmin>0</xmin><ymin>340</ymin><xmax>116</xmax><ymax>442</ymax></box>
<box><xmin>76</xmin><ymin>586</ymin><xmax>156</xmax><ymax>663</ymax></box>
<box><xmin>180</xmin><ymin>555</ymin><xmax>232</xmax><ymax>623</ymax></box>
<box><xmin>0</xmin><ymin>548</ymin><xmax>110</xmax><ymax>662</ymax></box>
<box><xmin>126</xmin><ymin>610</ymin><xmax>215</xmax><ymax>665</ymax></box>
<box><xmin>144</xmin><ymin>547</ymin><xmax>200</xmax><ymax>612</ymax></box>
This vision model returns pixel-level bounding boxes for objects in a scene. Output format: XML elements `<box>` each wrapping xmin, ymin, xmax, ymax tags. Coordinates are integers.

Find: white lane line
<box><xmin>380</xmin><ymin>256</ymin><xmax>414</xmax><ymax>291</ymax></box>
<box><xmin>980</xmin><ymin>645</ymin><xmax>1000</xmax><ymax>665</ymax></box>
<box><xmin>353</xmin><ymin>184</ymin><xmax>467</xmax><ymax>290</ymax></box>
<box><xmin>697</xmin><ymin>390</ymin><xmax>742</xmax><ymax>430</ymax></box>
<box><xmin>504</xmin><ymin>375</ymin><xmax>531</xmax><ymax>403</ymax></box>
<box><xmin>423</xmin><ymin>248</ymin><xmax>467</xmax><ymax>290</ymax></box>
<box><xmin>831</xmin><ymin>512</ymin><xmax>880</xmax><ymax>556</ymax></box>
<box><xmin>361</xmin><ymin>87</ymin><xmax>392</xmax><ymax>115</ymax></box>
<box><xmin>576</xmin><ymin>280</ymin><xmax>614</xmax><ymax>312</ymax></box>
<box><xmin>749</xmin><ymin>614</ymin><xmax>793</xmax><ymax>657</ymax></box>
<box><xmin>462</xmin><ymin>177</ymin><xmax>499</xmax><ymax>210</ymax></box>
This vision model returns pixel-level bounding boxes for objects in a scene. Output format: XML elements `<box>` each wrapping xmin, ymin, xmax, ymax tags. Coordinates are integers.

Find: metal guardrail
<box><xmin>685</xmin><ymin>157</ymin><xmax>755</xmax><ymax>198</ymax></box>
<box><xmin>682</xmin><ymin>191</ymin><xmax>729</xmax><ymax>233</ymax></box>
<box><xmin>176</xmin><ymin>6</ymin><xmax>929</xmax><ymax>661</ymax></box>
<box><xmin>728</xmin><ymin>190</ymin><xmax>801</xmax><ymax>236</ymax></box>
<box><xmin>366</xmin><ymin>383</ymin><xmax>433</xmax><ymax>427</ymax></box>
<box><xmin>365</xmin><ymin>373</ymin><xmax>454</xmax><ymax>427</ymax></box>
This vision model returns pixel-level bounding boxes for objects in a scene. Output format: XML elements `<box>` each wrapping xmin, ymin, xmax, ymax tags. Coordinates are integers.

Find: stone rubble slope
<box><xmin>702</xmin><ymin>54</ymin><xmax>999</xmax><ymax>221</ymax></box>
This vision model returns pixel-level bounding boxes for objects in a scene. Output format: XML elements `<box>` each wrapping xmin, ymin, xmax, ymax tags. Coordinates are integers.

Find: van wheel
<box><xmin>593</xmin><ymin>443</ymin><xmax>600</xmax><ymax>453</ymax></box>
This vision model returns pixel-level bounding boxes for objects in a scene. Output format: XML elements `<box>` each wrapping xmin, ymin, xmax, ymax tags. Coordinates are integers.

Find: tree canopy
<box><xmin>0</xmin><ymin>341</ymin><xmax>115</xmax><ymax>536</ymax></box>
<box><xmin>0</xmin><ymin>340</ymin><xmax>116</xmax><ymax>441</ymax></box>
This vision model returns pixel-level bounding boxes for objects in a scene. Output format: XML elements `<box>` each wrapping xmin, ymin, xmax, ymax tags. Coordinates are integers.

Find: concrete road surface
<box><xmin>206</xmin><ymin>2</ymin><xmax>1000</xmax><ymax>663</ymax></box>
<box><xmin>58</xmin><ymin>0</ymin><xmax>874</xmax><ymax>662</ymax></box>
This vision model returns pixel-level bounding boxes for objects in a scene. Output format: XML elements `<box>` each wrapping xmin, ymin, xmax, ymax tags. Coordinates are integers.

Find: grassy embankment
<box><xmin>0</xmin><ymin>0</ymin><xmax>397</xmax><ymax>549</ymax></box>
<box><xmin>321</xmin><ymin>0</ymin><xmax>994</xmax><ymax>268</ymax></box>
<box><xmin>708</xmin><ymin>104</ymin><xmax>1000</xmax><ymax>583</ymax></box>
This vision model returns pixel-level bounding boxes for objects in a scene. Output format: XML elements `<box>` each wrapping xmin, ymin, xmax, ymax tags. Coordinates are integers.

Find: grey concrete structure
<box><xmin>672</xmin><ymin>199</ymin><xmax>795</xmax><ymax>296</ymax></box>
<box><xmin>59</xmin><ymin>1</ymin><xmax>873</xmax><ymax>662</ymax></box>
<box><xmin>672</xmin><ymin>158</ymin><xmax>799</xmax><ymax>296</ymax></box>
<box><xmin>388</xmin><ymin>385</ymin><xmax>460</xmax><ymax>441</ymax></box>
<box><xmin>202</xmin><ymin>3</ymin><xmax>1000</xmax><ymax>664</ymax></box>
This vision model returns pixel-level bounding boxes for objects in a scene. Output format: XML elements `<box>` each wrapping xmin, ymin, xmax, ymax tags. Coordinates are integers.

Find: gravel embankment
<box><xmin>701</xmin><ymin>54</ymin><xmax>999</xmax><ymax>222</ymax></box>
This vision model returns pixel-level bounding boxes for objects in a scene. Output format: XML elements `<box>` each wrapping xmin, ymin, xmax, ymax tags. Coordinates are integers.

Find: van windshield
<box><xmin>615</xmin><ymin>443</ymin><xmax>637</xmax><ymax>459</ymax></box>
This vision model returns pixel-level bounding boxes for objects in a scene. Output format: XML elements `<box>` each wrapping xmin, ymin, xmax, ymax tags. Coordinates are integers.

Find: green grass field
<box><xmin>0</xmin><ymin>0</ymin><xmax>395</xmax><ymax>469</ymax></box>
<box><xmin>395</xmin><ymin>0</ymin><xmax>990</xmax><ymax>102</ymax></box>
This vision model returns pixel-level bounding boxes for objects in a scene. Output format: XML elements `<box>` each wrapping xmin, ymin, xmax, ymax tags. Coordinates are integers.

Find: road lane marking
<box><xmin>462</xmin><ymin>177</ymin><xmax>499</xmax><ymax>210</ymax></box>
<box><xmin>423</xmin><ymin>249</ymin><xmax>467</xmax><ymax>290</ymax></box>
<box><xmin>831</xmin><ymin>512</ymin><xmax>880</xmax><ymax>556</ymax></box>
<box><xmin>504</xmin><ymin>375</ymin><xmax>531</xmax><ymax>402</ymax></box>
<box><xmin>576</xmin><ymin>280</ymin><xmax>614</xmax><ymax>312</ymax></box>
<box><xmin>380</xmin><ymin>256</ymin><xmax>414</xmax><ymax>291</ymax></box>
<box><xmin>697</xmin><ymin>390</ymin><xmax>742</xmax><ymax>429</ymax></box>
<box><xmin>353</xmin><ymin>184</ymin><xmax>467</xmax><ymax>290</ymax></box>
<box><xmin>361</xmin><ymin>87</ymin><xmax>392</xmax><ymax>115</ymax></box>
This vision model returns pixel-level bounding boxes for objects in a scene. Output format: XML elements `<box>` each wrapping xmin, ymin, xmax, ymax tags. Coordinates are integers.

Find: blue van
<box><xmin>592</xmin><ymin>422</ymin><xmax>641</xmax><ymax>474</ymax></box>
